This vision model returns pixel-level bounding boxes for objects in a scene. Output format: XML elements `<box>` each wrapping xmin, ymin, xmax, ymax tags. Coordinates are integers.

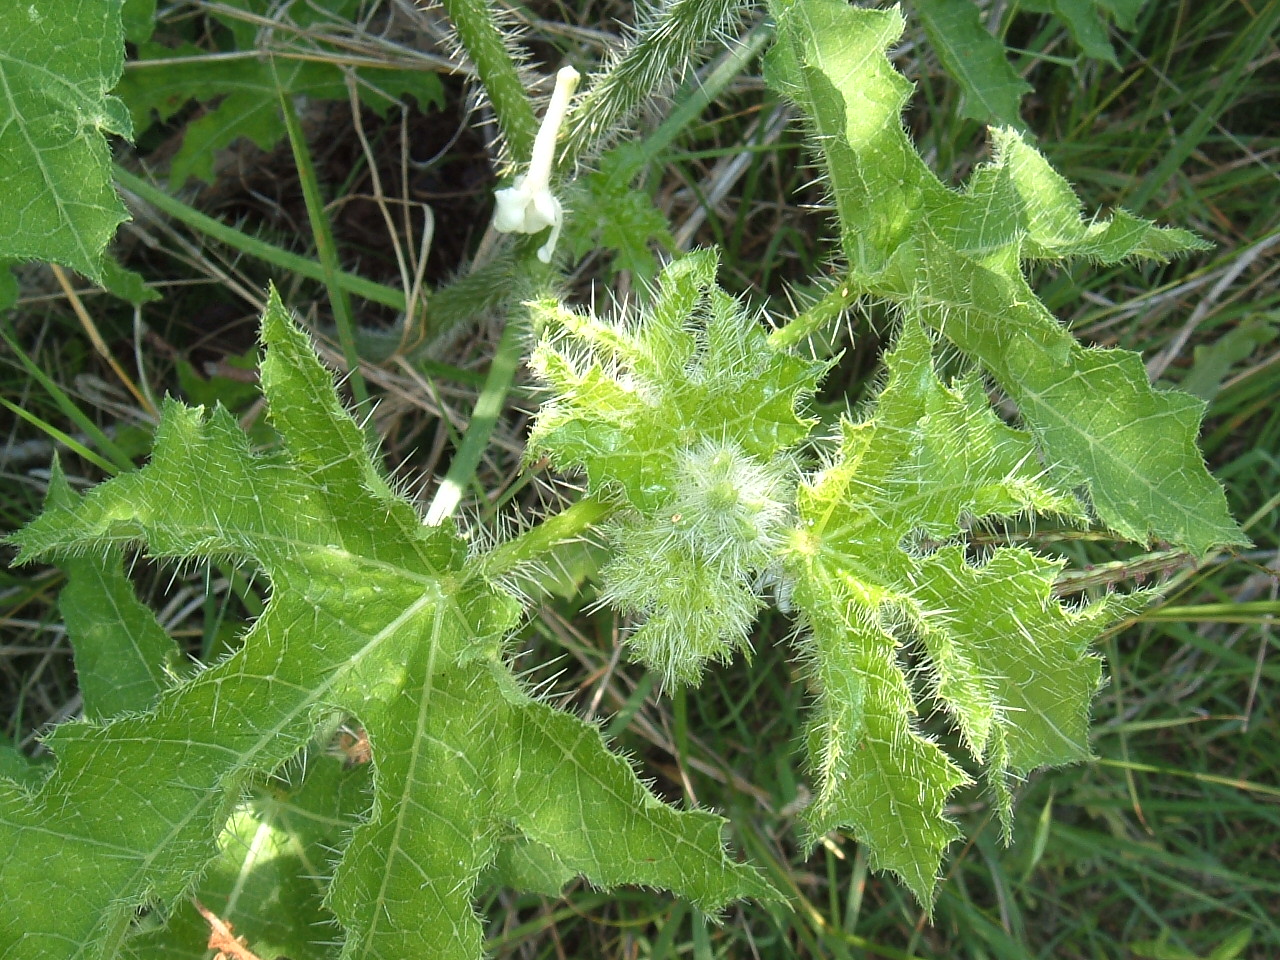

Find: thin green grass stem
<box><xmin>0</xmin><ymin>401</ymin><xmax>118</xmax><ymax>476</ymax></box>
<box><xmin>1</xmin><ymin>330</ymin><xmax>135</xmax><ymax>473</ymax></box>
<box><xmin>113</xmin><ymin>166</ymin><xmax>408</xmax><ymax>312</ymax></box>
<box><xmin>425</xmin><ymin>318</ymin><xmax>525</xmax><ymax>526</ymax></box>
<box><xmin>278</xmin><ymin>90</ymin><xmax>369</xmax><ymax>409</ymax></box>
<box><xmin>1125</xmin><ymin>4</ymin><xmax>1280</xmax><ymax>211</ymax></box>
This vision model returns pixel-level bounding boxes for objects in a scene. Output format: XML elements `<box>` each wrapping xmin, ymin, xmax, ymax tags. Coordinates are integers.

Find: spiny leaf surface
<box><xmin>46</xmin><ymin>461</ymin><xmax>182</xmax><ymax>719</ymax></box>
<box><xmin>1</xmin><ymin>289</ymin><xmax>768</xmax><ymax>959</ymax></box>
<box><xmin>785</xmin><ymin>320</ymin><xmax>1138</xmax><ymax>903</ymax></box>
<box><xmin>123</xmin><ymin>757</ymin><xmax>372</xmax><ymax>960</ymax></box>
<box><xmin>766</xmin><ymin>0</ymin><xmax>1244</xmax><ymax>555</ymax></box>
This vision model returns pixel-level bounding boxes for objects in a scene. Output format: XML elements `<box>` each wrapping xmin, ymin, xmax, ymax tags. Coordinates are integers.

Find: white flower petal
<box><xmin>490</xmin><ymin>65</ymin><xmax>580</xmax><ymax>262</ymax></box>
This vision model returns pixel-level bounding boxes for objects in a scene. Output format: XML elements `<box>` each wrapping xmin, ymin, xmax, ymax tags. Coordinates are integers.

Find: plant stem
<box><xmin>563</xmin><ymin>0</ymin><xmax>752</xmax><ymax>164</ymax></box>
<box><xmin>278</xmin><ymin>87</ymin><xmax>369</xmax><ymax>409</ymax></box>
<box><xmin>767</xmin><ymin>277</ymin><xmax>858</xmax><ymax>351</ymax></box>
<box><xmin>425</xmin><ymin>317</ymin><xmax>526</xmax><ymax>525</ymax></box>
<box><xmin>478</xmin><ymin>496</ymin><xmax>613</xmax><ymax>581</ymax></box>
<box><xmin>602</xmin><ymin>20</ymin><xmax>774</xmax><ymax>181</ymax></box>
<box><xmin>438</xmin><ymin>0</ymin><xmax>537</xmax><ymax>159</ymax></box>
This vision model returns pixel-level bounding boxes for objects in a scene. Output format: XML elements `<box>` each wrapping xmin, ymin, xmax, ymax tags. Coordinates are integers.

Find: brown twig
<box><xmin>193</xmin><ymin>898</ymin><xmax>265</xmax><ymax>960</ymax></box>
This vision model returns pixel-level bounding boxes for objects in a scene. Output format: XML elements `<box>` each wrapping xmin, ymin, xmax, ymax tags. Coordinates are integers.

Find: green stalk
<box><xmin>0</xmin><ymin>399</ymin><xmax>118</xmax><ymax>476</ymax></box>
<box><xmin>438</xmin><ymin>0</ymin><xmax>537</xmax><ymax>159</ymax></box>
<box><xmin>278</xmin><ymin>90</ymin><xmax>369</xmax><ymax>409</ymax></box>
<box><xmin>113</xmin><ymin>166</ymin><xmax>408</xmax><ymax>312</ymax></box>
<box><xmin>607</xmin><ymin>20</ymin><xmax>774</xmax><ymax>178</ymax></box>
<box><xmin>768</xmin><ymin>276</ymin><xmax>858</xmax><ymax>351</ymax></box>
<box><xmin>425</xmin><ymin>317</ymin><xmax>526</xmax><ymax>526</ymax></box>
<box><xmin>478</xmin><ymin>496</ymin><xmax>613</xmax><ymax>581</ymax></box>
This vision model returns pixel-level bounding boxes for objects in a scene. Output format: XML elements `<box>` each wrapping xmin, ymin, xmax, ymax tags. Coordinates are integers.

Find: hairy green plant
<box><xmin>0</xmin><ymin>0</ymin><xmax>1249</xmax><ymax>955</ymax></box>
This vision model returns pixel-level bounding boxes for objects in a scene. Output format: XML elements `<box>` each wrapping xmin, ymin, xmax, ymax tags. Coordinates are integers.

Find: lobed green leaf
<box><xmin>46</xmin><ymin>461</ymin><xmax>182</xmax><ymax>719</ymax></box>
<box><xmin>785</xmin><ymin>320</ymin><xmax>1138</xmax><ymax>903</ymax></box>
<box><xmin>1</xmin><ymin>289</ymin><xmax>768</xmax><ymax>959</ymax></box>
<box><xmin>766</xmin><ymin>0</ymin><xmax>1244</xmax><ymax>556</ymax></box>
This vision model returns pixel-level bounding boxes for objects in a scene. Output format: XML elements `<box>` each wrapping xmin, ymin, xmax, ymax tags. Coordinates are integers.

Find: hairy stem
<box><xmin>768</xmin><ymin>276</ymin><xmax>857</xmax><ymax>351</ymax></box>
<box><xmin>438</xmin><ymin>0</ymin><xmax>538</xmax><ymax>159</ymax></box>
<box><xmin>478</xmin><ymin>496</ymin><xmax>613</xmax><ymax>581</ymax></box>
<box><xmin>563</xmin><ymin>0</ymin><xmax>752</xmax><ymax>164</ymax></box>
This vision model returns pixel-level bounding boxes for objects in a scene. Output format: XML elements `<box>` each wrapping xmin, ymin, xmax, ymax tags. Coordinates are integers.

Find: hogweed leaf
<box><xmin>528</xmin><ymin>250</ymin><xmax>825</xmax><ymax>682</ymax></box>
<box><xmin>766</xmin><ymin>0</ymin><xmax>1244</xmax><ymax>556</ymax></box>
<box><xmin>896</xmin><ymin>234</ymin><xmax>1235</xmax><ymax>553</ymax></box>
<box><xmin>785</xmin><ymin>320</ymin><xmax>1135</xmax><ymax>903</ymax></box>
<box><xmin>1</xmin><ymin>288</ymin><xmax>767</xmax><ymax>959</ymax></box>
<box><xmin>0</xmin><ymin>0</ymin><xmax>131</xmax><ymax>282</ymax></box>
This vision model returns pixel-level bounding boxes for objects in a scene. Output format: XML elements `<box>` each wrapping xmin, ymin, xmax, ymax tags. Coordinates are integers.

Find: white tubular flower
<box><xmin>492</xmin><ymin>65</ymin><xmax>580</xmax><ymax>263</ymax></box>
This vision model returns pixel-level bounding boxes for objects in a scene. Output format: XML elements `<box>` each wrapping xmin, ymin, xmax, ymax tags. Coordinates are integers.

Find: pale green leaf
<box><xmin>121</xmin><ymin>0</ymin><xmax>156</xmax><ymax>45</ymax></box>
<box><xmin>1041</xmin><ymin>0</ymin><xmax>1118</xmax><ymax>62</ymax></box>
<box><xmin>913</xmin><ymin>0</ymin><xmax>1031</xmax><ymax>126</ymax></box>
<box><xmin>0</xmin><ymin>745</ymin><xmax>43</xmax><ymax>787</ymax></box>
<box><xmin>46</xmin><ymin>460</ymin><xmax>182</xmax><ymax>719</ymax></box>
<box><xmin>530</xmin><ymin>251</ymin><xmax>821</xmax><ymax>508</ymax></box>
<box><xmin>124</xmin><ymin>757</ymin><xmax>372</xmax><ymax>960</ymax></box>
<box><xmin>528</xmin><ymin>250</ymin><xmax>824</xmax><ymax>682</ymax></box>
<box><xmin>1</xmin><ymin>289</ymin><xmax>768</xmax><ymax>958</ymax></box>
<box><xmin>1096</xmin><ymin>0</ymin><xmax>1147</xmax><ymax>31</ymax></box>
<box><xmin>564</xmin><ymin>149</ymin><xmax>675</xmax><ymax>285</ymax></box>
<box><xmin>0</xmin><ymin>0</ymin><xmax>131</xmax><ymax>282</ymax></box>
<box><xmin>766</xmin><ymin>0</ymin><xmax>1244</xmax><ymax>556</ymax></box>
<box><xmin>489</xmin><ymin>835</ymin><xmax>576</xmax><ymax>898</ymax></box>
<box><xmin>786</xmin><ymin>320</ymin><xmax>1132</xmax><ymax>902</ymax></box>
